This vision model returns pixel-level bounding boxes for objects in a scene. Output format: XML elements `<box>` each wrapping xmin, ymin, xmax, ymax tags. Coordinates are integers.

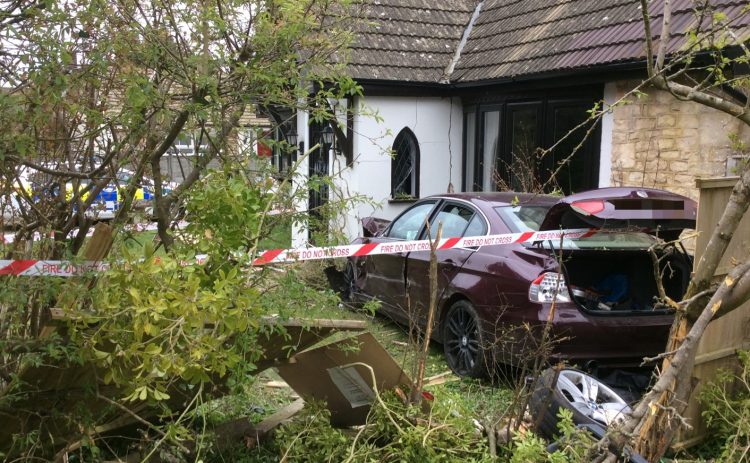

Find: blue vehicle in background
<box><xmin>2</xmin><ymin>168</ymin><xmax>174</xmax><ymax>225</ymax></box>
<box><xmin>85</xmin><ymin>170</ymin><xmax>175</xmax><ymax>220</ymax></box>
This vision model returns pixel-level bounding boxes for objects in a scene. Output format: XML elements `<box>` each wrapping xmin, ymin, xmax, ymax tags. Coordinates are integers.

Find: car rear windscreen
<box><xmin>494</xmin><ymin>205</ymin><xmax>657</xmax><ymax>249</ymax></box>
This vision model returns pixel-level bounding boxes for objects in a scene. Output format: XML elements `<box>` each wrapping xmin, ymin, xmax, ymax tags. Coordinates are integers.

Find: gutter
<box><xmin>357</xmin><ymin>60</ymin><xmax>649</xmax><ymax>93</ymax></box>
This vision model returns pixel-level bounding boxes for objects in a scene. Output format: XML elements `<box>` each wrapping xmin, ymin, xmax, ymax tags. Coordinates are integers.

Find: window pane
<box><xmin>464</xmin><ymin>214</ymin><xmax>486</xmax><ymax>237</ymax></box>
<box><xmin>482</xmin><ymin>111</ymin><xmax>500</xmax><ymax>191</ymax></box>
<box><xmin>549</xmin><ymin>105</ymin><xmax>595</xmax><ymax>194</ymax></box>
<box><xmin>495</xmin><ymin>205</ymin><xmax>550</xmax><ymax>231</ymax></box>
<box><xmin>508</xmin><ymin>107</ymin><xmax>539</xmax><ymax>191</ymax></box>
<box><xmin>464</xmin><ymin>113</ymin><xmax>476</xmax><ymax>191</ymax></box>
<box><xmin>427</xmin><ymin>204</ymin><xmax>475</xmax><ymax>238</ymax></box>
<box><xmin>392</xmin><ymin>129</ymin><xmax>419</xmax><ymax>198</ymax></box>
<box><xmin>388</xmin><ymin>202</ymin><xmax>435</xmax><ymax>240</ymax></box>
<box><xmin>495</xmin><ymin>206</ymin><xmax>656</xmax><ymax>249</ymax></box>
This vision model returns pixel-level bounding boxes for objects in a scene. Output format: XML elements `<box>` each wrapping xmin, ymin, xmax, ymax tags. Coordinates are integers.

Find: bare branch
<box><xmin>640</xmin><ymin>0</ymin><xmax>655</xmax><ymax>78</ymax></box>
<box><xmin>655</xmin><ymin>0</ymin><xmax>672</xmax><ymax>72</ymax></box>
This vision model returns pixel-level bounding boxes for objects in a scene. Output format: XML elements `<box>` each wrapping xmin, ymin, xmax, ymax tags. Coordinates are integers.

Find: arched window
<box><xmin>391</xmin><ymin>128</ymin><xmax>420</xmax><ymax>199</ymax></box>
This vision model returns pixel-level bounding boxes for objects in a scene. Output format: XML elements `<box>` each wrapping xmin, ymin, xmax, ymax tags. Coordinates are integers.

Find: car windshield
<box><xmin>494</xmin><ymin>205</ymin><xmax>658</xmax><ymax>249</ymax></box>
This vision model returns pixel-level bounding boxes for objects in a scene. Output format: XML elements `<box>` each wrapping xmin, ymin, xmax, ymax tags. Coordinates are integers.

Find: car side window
<box><xmin>464</xmin><ymin>214</ymin><xmax>486</xmax><ymax>238</ymax></box>
<box><xmin>388</xmin><ymin>202</ymin><xmax>436</xmax><ymax>240</ymax></box>
<box><xmin>426</xmin><ymin>203</ymin><xmax>486</xmax><ymax>239</ymax></box>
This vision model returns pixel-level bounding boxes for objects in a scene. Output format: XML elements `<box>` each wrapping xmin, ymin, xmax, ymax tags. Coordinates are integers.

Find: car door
<box><xmin>405</xmin><ymin>201</ymin><xmax>488</xmax><ymax>326</ymax></box>
<box><xmin>360</xmin><ymin>201</ymin><xmax>438</xmax><ymax>318</ymax></box>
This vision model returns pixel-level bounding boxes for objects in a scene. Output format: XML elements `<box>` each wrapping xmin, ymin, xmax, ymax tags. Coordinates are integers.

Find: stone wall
<box><xmin>609</xmin><ymin>80</ymin><xmax>750</xmax><ymax>200</ymax></box>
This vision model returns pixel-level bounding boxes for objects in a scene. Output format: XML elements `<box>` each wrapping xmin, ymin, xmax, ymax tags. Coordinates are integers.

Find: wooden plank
<box><xmin>694</xmin><ymin>342</ymin><xmax>750</xmax><ymax>366</ymax></box>
<box><xmin>695</xmin><ymin>177</ymin><xmax>740</xmax><ymax>189</ymax></box>
<box><xmin>260</xmin><ymin>316</ymin><xmax>367</xmax><ymax>330</ymax></box>
<box><xmin>214</xmin><ymin>399</ymin><xmax>305</xmax><ymax>451</ymax></box>
<box><xmin>0</xmin><ymin>317</ymin><xmax>361</xmax><ymax>452</ymax></box>
<box><xmin>252</xmin><ymin>399</ymin><xmax>305</xmax><ymax>435</ymax></box>
<box><xmin>694</xmin><ymin>177</ymin><xmax>750</xmax><ymax>276</ymax></box>
<box><xmin>424</xmin><ymin>371</ymin><xmax>458</xmax><ymax>387</ymax></box>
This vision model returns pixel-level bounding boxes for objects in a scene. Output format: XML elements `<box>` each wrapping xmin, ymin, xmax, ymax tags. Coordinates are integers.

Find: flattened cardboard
<box><xmin>276</xmin><ymin>332</ymin><xmax>412</xmax><ymax>427</ymax></box>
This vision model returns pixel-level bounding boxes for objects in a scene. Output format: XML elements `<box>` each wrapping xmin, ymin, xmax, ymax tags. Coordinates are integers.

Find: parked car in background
<box><xmin>1</xmin><ymin>167</ymin><xmax>176</xmax><ymax>225</ymax></box>
<box><xmin>344</xmin><ymin>188</ymin><xmax>696</xmax><ymax>377</ymax></box>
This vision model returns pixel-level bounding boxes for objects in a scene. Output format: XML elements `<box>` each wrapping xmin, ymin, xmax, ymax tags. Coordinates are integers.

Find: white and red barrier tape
<box><xmin>0</xmin><ymin>228</ymin><xmax>597</xmax><ymax>277</ymax></box>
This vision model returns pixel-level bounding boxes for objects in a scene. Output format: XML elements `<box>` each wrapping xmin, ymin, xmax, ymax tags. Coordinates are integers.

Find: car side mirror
<box><xmin>362</xmin><ymin>216</ymin><xmax>389</xmax><ymax>237</ymax></box>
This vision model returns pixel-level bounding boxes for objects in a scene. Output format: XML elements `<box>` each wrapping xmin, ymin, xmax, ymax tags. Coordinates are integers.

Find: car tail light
<box><xmin>529</xmin><ymin>272</ymin><xmax>571</xmax><ymax>303</ymax></box>
<box><xmin>571</xmin><ymin>200</ymin><xmax>605</xmax><ymax>215</ymax></box>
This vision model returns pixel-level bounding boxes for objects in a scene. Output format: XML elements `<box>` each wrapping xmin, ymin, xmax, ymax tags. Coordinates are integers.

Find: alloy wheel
<box><xmin>444</xmin><ymin>303</ymin><xmax>482</xmax><ymax>376</ymax></box>
<box><xmin>554</xmin><ymin>369</ymin><xmax>631</xmax><ymax>426</ymax></box>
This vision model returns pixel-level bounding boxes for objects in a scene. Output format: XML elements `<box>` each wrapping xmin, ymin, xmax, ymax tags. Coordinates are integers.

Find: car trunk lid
<box><xmin>538</xmin><ymin>187</ymin><xmax>696</xmax><ymax>240</ymax></box>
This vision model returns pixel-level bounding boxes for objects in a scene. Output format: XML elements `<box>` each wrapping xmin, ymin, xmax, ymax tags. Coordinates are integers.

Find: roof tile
<box><xmin>349</xmin><ymin>0</ymin><xmax>750</xmax><ymax>83</ymax></box>
<box><xmin>348</xmin><ymin>0</ymin><xmax>479</xmax><ymax>82</ymax></box>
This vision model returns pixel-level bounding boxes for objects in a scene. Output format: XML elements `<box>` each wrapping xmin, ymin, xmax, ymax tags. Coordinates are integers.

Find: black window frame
<box><xmin>461</xmin><ymin>87</ymin><xmax>602</xmax><ymax>194</ymax></box>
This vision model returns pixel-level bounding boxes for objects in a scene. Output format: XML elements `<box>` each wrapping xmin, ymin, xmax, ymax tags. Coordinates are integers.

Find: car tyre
<box><xmin>529</xmin><ymin>367</ymin><xmax>632</xmax><ymax>439</ymax></box>
<box><xmin>342</xmin><ymin>261</ymin><xmax>356</xmax><ymax>302</ymax></box>
<box><xmin>442</xmin><ymin>300</ymin><xmax>486</xmax><ymax>378</ymax></box>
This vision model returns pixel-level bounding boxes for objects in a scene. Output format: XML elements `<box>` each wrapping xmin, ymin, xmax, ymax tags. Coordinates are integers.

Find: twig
<box><xmin>641</xmin><ymin>349</ymin><xmax>679</xmax><ymax>366</ymax></box>
<box><xmin>139</xmin><ymin>382</ymin><xmax>203</xmax><ymax>462</ymax></box>
<box><xmin>411</xmin><ymin>221</ymin><xmax>442</xmax><ymax>403</ymax></box>
<box><xmin>651</xmin><ymin>402</ymin><xmax>693</xmax><ymax>431</ymax></box>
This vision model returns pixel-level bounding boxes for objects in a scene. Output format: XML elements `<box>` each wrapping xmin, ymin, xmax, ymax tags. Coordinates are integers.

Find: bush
<box><xmin>699</xmin><ymin>350</ymin><xmax>750</xmax><ymax>462</ymax></box>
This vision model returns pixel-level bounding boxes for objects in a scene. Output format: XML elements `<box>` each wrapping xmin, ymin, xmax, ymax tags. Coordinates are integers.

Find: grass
<box><xmin>118</xmin><ymin>221</ymin><xmax>291</xmax><ymax>255</ymax></box>
<box><xmin>198</xmin><ymin>260</ymin><xmax>516</xmax><ymax>462</ymax></box>
<box><xmin>106</xmin><ymin>233</ymin><xmax>516</xmax><ymax>461</ymax></box>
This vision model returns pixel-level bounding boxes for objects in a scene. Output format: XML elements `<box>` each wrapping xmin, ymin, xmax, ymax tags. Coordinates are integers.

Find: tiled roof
<box><xmin>347</xmin><ymin>0</ymin><xmax>479</xmax><ymax>82</ymax></box>
<box><xmin>350</xmin><ymin>0</ymin><xmax>750</xmax><ymax>84</ymax></box>
<box><xmin>451</xmin><ymin>0</ymin><xmax>750</xmax><ymax>82</ymax></box>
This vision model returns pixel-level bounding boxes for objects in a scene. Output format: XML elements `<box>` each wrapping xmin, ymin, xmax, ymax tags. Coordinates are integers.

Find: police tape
<box><xmin>0</xmin><ymin>227</ymin><xmax>598</xmax><ymax>277</ymax></box>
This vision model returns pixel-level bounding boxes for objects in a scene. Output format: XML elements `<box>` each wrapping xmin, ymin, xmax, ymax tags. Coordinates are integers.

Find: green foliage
<box><xmin>510</xmin><ymin>431</ymin><xmax>549</xmax><ymax>463</ymax></box>
<box><xmin>275</xmin><ymin>389</ymin><xmax>493</xmax><ymax>463</ymax></box>
<box><xmin>698</xmin><ymin>350</ymin><xmax>750</xmax><ymax>462</ymax></box>
<box><xmin>184</xmin><ymin>167</ymin><xmax>271</xmax><ymax>256</ymax></box>
<box><xmin>73</xmin><ymin>248</ymin><xmax>263</xmax><ymax>400</ymax></box>
<box><xmin>274</xmin><ymin>402</ymin><xmax>354</xmax><ymax>462</ymax></box>
<box><xmin>506</xmin><ymin>409</ymin><xmax>596</xmax><ymax>463</ymax></box>
<box><xmin>68</xmin><ymin>169</ymin><xmax>282</xmax><ymax>402</ymax></box>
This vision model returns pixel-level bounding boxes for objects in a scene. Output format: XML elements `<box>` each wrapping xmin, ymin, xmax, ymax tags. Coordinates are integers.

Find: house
<box><xmin>282</xmin><ymin>0</ymin><xmax>750</xmax><ymax>246</ymax></box>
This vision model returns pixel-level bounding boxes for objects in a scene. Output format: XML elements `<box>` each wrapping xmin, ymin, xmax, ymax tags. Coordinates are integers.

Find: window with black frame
<box><xmin>391</xmin><ymin>128</ymin><xmax>420</xmax><ymax>199</ymax></box>
<box><xmin>463</xmin><ymin>93</ymin><xmax>600</xmax><ymax>195</ymax></box>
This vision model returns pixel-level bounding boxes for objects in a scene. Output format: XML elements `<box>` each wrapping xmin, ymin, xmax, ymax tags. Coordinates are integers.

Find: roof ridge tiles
<box><xmin>354</xmin><ymin>32</ymin><xmax>463</xmax><ymax>40</ymax></box>
<box><xmin>366</xmin><ymin>2</ymin><xmax>477</xmax><ymax>13</ymax></box>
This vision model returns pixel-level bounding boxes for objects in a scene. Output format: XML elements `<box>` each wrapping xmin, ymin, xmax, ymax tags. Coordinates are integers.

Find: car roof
<box><xmin>427</xmin><ymin>192</ymin><xmax>560</xmax><ymax>207</ymax></box>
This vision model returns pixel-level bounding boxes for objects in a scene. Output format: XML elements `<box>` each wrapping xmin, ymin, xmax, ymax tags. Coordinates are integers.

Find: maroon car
<box><xmin>344</xmin><ymin>187</ymin><xmax>696</xmax><ymax>377</ymax></box>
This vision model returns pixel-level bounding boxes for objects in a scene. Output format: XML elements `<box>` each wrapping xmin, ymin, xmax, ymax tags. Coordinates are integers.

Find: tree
<box><xmin>0</xmin><ymin>0</ymin><xmax>362</xmax><ymax>250</ymax></box>
<box><xmin>596</xmin><ymin>2</ymin><xmax>750</xmax><ymax>461</ymax></box>
<box><xmin>0</xmin><ymin>0</ymin><xmax>364</xmax><ymax>458</ymax></box>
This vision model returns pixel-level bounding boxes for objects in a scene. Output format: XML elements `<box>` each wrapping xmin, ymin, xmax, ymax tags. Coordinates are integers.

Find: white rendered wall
<box><xmin>290</xmin><ymin>95</ymin><xmax>463</xmax><ymax>244</ymax></box>
<box><xmin>339</xmin><ymin>96</ymin><xmax>463</xmax><ymax>241</ymax></box>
